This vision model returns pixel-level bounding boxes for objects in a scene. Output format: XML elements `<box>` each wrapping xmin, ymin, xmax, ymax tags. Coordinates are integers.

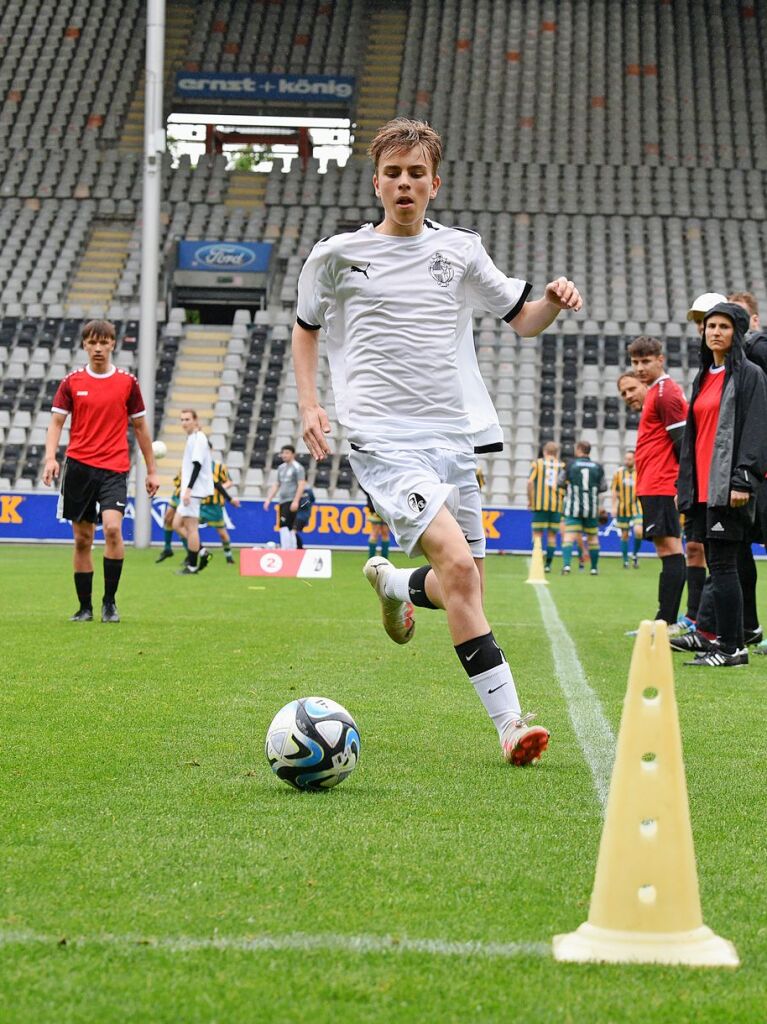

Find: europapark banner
<box><xmin>0</xmin><ymin>492</ymin><xmax>661</xmax><ymax>557</ymax></box>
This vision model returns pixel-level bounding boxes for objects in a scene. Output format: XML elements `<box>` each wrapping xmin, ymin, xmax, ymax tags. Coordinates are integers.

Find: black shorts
<box><xmin>638</xmin><ymin>494</ymin><xmax>680</xmax><ymax>540</ymax></box>
<box><xmin>685</xmin><ymin>501</ymin><xmax>754</xmax><ymax>544</ymax></box>
<box><xmin>58</xmin><ymin>457</ymin><xmax>128</xmax><ymax>524</ymax></box>
<box><xmin>279</xmin><ymin>500</ymin><xmax>297</xmax><ymax>530</ymax></box>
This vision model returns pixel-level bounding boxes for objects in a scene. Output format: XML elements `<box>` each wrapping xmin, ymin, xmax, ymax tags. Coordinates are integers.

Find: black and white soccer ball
<box><xmin>265</xmin><ymin>697</ymin><xmax>361</xmax><ymax>791</ymax></box>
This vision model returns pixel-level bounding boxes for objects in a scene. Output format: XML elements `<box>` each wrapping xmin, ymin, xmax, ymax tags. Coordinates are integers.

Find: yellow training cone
<box><xmin>525</xmin><ymin>536</ymin><xmax>548</xmax><ymax>585</ymax></box>
<box><xmin>553</xmin><ymin>620</ymin><xmax>739</xmax><ymax>967</ymax></box>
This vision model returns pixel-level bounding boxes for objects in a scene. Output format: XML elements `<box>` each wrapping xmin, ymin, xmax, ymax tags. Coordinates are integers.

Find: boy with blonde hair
<box><xmin>292</xmin><ymin>118</ymin><xmax>583</xmax><ymax>765</ymax></box>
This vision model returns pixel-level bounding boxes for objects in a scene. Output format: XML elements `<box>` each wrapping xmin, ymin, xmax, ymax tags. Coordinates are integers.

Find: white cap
<box><xmin>686</xmin><ymin>292</ymin><xmax>727</xmax><ymax>321</ymax></box>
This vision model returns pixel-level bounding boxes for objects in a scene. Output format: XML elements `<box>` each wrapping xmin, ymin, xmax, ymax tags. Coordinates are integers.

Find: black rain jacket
<box><xmin>677</xmin><ymin>302</ymin><xmax>767</xmax><ymax>512</ymax></box>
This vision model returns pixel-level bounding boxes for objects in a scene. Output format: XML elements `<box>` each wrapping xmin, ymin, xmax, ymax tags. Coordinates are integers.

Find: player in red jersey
<box><xmin>627</xmin><ymin>336</ymin><xmax>690</xmax><ymax>632</ymax></box>
<box><xmin>42</xmin><ymin>320</ymin><xmax>159</xmax><ymax>622</ymax></box>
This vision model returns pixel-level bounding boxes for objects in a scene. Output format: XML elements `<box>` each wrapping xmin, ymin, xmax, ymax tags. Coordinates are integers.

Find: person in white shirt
<box><xmin>173</xmin><ymin>408</ymin><xmax>214</xmax><ymax>575</ymax></box>
<box><xmin>293</xmin><ymin>117</ymin><xmax>583</xmax><ymax>766</ymax></box>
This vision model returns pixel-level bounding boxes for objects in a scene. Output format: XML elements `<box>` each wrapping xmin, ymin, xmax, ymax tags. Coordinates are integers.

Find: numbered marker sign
<box><xmin>240</xmin><ymin>548</ymin><xmax>333</xmax><ymax>579</ymax></box>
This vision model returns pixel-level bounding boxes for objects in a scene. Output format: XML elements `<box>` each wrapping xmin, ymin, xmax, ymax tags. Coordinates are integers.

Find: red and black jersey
<box><xmin>693</xmin><ymin>367</ymin><xmax>726</xmax><ymax>504</ymax></box>
<box><xmin>635</xmin><ymin>374</ymin><xmax>688</xmax><ymax>497</ymax></box>
<box><xmin>52</xmin><ymin>365</ymin><xmax>145</xmax><ymax>472</ymax></box>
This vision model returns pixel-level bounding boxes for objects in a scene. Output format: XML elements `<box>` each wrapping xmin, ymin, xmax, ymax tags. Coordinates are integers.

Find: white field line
<box><xmin>532</xmin><ymin>583</ymin><xmax>616</xmax><ymax>810</ymax></box>
<box><xmin>0</xmin><ymin>928</ymin><xmax>550</xmax><ymax>960</ymax></box>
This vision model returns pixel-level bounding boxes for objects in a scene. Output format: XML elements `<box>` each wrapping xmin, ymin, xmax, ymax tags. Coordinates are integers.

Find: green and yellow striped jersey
<box><xmin>528</xmin><ymin>456</ymin><xmax>564</xmax><ymax>512</ymax></box>
<box><xmin>612</xmin><ymin>467</ymin><xmax>640</xmax><ymax>517</ymax></box>
<box><xmin>202</xmin><ymin>461</ymin><xmax>231</xmax><ymax>506</ymax></box>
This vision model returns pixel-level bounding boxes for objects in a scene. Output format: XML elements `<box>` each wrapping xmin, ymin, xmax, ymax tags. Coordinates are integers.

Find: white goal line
<box><xmin>0</xmin><ymin>928</ymin><xmax>551</xmax><ymax>960</ymax></box>
<box><xmin>532</xmin><ymin>584</ymin><xmax>617</xmax><ymax>810</ymax></box>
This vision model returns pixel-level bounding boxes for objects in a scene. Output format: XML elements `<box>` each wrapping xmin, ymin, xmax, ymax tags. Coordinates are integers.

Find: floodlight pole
<box><xmin>135</xmin><ymin>0</ymin><xmax>166</xmax><ymax>548</ymax></box>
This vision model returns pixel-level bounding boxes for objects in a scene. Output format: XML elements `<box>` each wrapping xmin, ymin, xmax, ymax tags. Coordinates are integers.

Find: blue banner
<box><xmin>0</xmin><ymin>492</ymin><xmax>668</xmax><ymax>557</ymax></box>
<box><xmin>177</xmin><ymin>241</ymin><xmax>273</xmax><ymax>272</ymax></box>
<box><xmin>175</xmin><ymin>72</ymin><xmax>355</xmax><ymax>103</ymax></box>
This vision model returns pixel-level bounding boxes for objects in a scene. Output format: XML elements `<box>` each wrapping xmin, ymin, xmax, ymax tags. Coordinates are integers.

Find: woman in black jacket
<box><xmin>676</xmin><ymin>302</ymin><xmax>767</xmax><ymax>666</ymax></box>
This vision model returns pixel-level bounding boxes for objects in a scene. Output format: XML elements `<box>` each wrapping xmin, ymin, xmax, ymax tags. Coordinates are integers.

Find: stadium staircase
<box><xmin>351</xmin><ymin>3</ymin><xmax>408</xmax><ymax>157</ymax></box>
<box><xmin>225</xmin><ymin>172</ymin><xmax>267</xmax><ymax>209</ymax></box>
<box><xmin>65</xmin><ymin>224</ymin><xmax>133</xmax><ymax>314</ymax></box>
<box><xmin>118</xmin><ymin>0</ymin><xmax>196</xmax><ymax>153</ymax></box>
<box><xmin>154</xmin><ymin>324</ymin><xmax>227</xmax><ymax>491</ymax></box>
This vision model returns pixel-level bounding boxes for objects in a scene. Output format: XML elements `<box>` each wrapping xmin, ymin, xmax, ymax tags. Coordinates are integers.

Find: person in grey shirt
<box><xmin>264</xmin><ymin>444</ymin><xmax>307</xmax><ymax>547</ymax></box>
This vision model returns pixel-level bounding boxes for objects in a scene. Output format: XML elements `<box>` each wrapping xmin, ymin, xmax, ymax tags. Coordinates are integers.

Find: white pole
<box><xmin>135</xmin><ymin>0</ymin><xmax>166</xmax><ymax>548</ymax></box>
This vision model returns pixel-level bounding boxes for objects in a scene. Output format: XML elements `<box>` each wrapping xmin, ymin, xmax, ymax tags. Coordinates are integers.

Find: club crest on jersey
<box><xmin>428</xmin><ymin>252</ymin><xmax>454</xmax><ymax>288</ymax></box>
<box><xmin>407</xmin><ymin>491</ymin><xmax>427</xmax><ymax>513</ymax></box>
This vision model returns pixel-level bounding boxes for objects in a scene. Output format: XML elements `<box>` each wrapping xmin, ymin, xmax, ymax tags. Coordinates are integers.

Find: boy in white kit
<box><xmin>293</xmin><ymin>118</ymin><xmax>583</xmax><ymax>765</ymax></box>
<box><xmin>174</xmin><ymin>408</ymin><xmax>214</xmax><ymax>575</ymax></box>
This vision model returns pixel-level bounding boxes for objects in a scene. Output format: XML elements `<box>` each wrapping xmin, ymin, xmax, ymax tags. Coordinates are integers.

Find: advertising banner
<box><xmin>174</xmin><ymin>72</ymin><xmax>355</xmax><ymax>103</ymax></box>
<box><xmin>177</xmin><ymin>241</ymin><xmax>273</xmax><ymax>273</ymax></box>
<box><xmin>0</xmin><ymin>492</ymin><xmax>665</xmax><ymax>557</ymax></box>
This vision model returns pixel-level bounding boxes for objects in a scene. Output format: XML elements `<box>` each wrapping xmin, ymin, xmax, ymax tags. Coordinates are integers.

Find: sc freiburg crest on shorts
<box><xmin>407</xmin><ymin>491</ymin><xmax>427</xmax><ymax>513</ymax></box>
<box><xmin>428</xmin><ymin>252</ymin><xmax>454</xmax><ymax>288</ymax></box>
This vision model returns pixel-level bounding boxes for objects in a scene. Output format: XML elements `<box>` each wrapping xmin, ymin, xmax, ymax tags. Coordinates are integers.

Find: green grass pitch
<box><xmin>1</xmin><ymin>545</ymin><xmax>765</xmax><ymax>1022</ymax></box>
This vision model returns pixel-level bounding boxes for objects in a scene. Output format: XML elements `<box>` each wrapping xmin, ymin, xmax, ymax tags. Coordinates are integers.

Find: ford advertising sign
<box><xmin>177</xmin><ymin>241</ymin><xmax>273</xmax><ymax>272</ymax></box>
<box><xmin>175</xmin><ymin>72</ymin><xmax>355</xmax><ymax>103</ymax></box>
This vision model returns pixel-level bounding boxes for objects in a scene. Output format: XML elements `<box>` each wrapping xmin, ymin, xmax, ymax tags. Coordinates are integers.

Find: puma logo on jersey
<box><xmin>350</xmin><ymin>263</ymin><xmax>370</xmax><ymax>278</ymax></box>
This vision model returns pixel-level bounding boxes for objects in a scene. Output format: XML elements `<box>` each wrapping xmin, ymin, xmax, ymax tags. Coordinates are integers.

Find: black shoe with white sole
<box><xmin>686</xmin><ymin>646</ymin><xmax>748</xmax><ymax>667</ymax></box>
<box><xmin>70</xmin><ymin>606</ymin><xmax>93</xmax><ymax>622</ymax></box>
<box><xmin>669</xmin><ymin>632</ymin><xmax>715</xmax><ymax>653</ymax></box>
<box><xmin>744</xmin><ymin>626</ymin><xmax>763</xmax><ymax>646</ymax></box>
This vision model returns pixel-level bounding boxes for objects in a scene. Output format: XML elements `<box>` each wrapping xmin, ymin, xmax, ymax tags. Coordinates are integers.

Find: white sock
<box><xmin>470</xmin><ymin>663</ymin><xmax>521</xmax><ymax>739</ymax></box>
<box><xmin>383</xmin><ymin>567</ymin><xmax>414</xmax><ymax>602</ymax></box>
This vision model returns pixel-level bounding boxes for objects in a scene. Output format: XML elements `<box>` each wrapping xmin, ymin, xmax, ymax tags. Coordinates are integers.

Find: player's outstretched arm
<box><xmin>292</xmin><ymin>322</ymin><xmax>332</xmax><ymax>460</ymax></box>
<box><xmin>132</xmin><ymin>415</ymin><xmax>160</xmax><ymax>496</ymax></box>
<box><xmin>509</xmin><ymin>277</ymin><xmax>583</xmax><ymax>337</ymax></box>
<box><xmin>42</xmin><ymin>411</ymin><xmax>67</xmax><ymax>485</ymax></box>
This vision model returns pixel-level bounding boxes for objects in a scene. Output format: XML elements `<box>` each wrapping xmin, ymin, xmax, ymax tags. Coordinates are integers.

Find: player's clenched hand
<box><xmin>145</xmin><ymin>471</ymin><xmax>160</xmax><ymax>497</ymax></box>
<box><xmin>42</xmin><ymin>458</ymin><xmax>59</xmax><ymax>486</ymax></box>
<box><xmin>730</xmin><ymin>489</ymin><xmax>750</xmax><ymax>508</ymax></box>
<box><xmin>545</xmin><ymin>277</ymin><xmax>583</xmax><ymax>312</ymax></box>
<box><xmin>302</xmin><ymin>405</ymin><xmax>332</xmax><ymax>461</ymax></box>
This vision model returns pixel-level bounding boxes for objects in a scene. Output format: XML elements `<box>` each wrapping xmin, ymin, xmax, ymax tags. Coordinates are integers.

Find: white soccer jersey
<box><xmin>296</xmin><ymin>219</ymin><xmax>530</xmax><ymax>452</ymax></box>
<box><xmin>181</xmin><ymin>428</ymin><xmax>214</xmax><ymax>498</ymax></box>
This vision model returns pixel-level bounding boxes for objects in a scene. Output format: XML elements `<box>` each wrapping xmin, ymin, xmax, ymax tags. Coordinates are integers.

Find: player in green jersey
<box><xmin>560</xmin><ymin>440</ymin><xmax>607</xmax><ymax>575</ymax></box>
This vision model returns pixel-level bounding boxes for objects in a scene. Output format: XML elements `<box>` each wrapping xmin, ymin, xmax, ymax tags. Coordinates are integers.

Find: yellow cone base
<box><xmin>553</xmin><ymin>921</ymin><xmax>740</xmax><ymax>968</ymax></box>
<box><xmin>525</xmin><ymin>540</ymin><xmax>549</xmax><ymax>586</ymax></box>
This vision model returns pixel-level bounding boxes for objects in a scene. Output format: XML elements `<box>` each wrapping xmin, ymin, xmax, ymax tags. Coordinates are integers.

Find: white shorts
<box><xmin>178</xmin><ymin>496</ymin><xmax>201</xmax><ymax>518</ymax></box>
<box><xmin>349</xmin><ymin>447</ymin><xmax>485</xmax><ymax>558</ymax></box>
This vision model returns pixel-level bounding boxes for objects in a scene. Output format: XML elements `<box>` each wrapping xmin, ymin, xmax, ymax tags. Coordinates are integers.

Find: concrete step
<box><xmin>170</xmin><ymin>388</ymin><xmax>219</xmax><ymax>403</ymax></box>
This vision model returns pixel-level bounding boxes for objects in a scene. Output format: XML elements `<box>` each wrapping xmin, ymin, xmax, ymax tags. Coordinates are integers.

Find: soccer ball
<box><xmin>265</xmin><ymin>696</ymin><xmax>361</xmax><ymax>791</ymax></box>
<box><xmin>152</xmin><ymin>440</ymin><xmax>167</xmax><ymax>459</ymax></box>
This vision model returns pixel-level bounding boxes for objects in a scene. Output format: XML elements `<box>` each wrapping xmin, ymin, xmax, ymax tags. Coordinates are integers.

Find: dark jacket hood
<box><xmin>699</xmin><ymin>302</ymin><xmax>750</xmax><ymax>371</ymax></box>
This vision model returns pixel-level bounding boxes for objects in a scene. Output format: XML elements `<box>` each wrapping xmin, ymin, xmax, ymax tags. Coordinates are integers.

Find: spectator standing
<box><xmin>200</xmin><ymin>455</ymin><xmax>241</xmax><ymax>564</ymax></box>
<box><xmin>676</xmin><ymin>302</ymin><xmax>767</xmax><ymax>666</ymax></box>
<box><xmin>173</xmin><ymin>409</ymin><xmax>213</xmax><ymax>575</ymax></box>
<box><xmin>559</xmin><ymin>440</ymin><xmax>606</xmax><ymax>575</ymax></box>
<box><xmin>263</xmin><ymin>444</ymin><xmax>307</xmax><ymax>548</ymax></box>
<box><xmin>527</xmin><ymin>440</ymin><xmax>564</xmax><ymax>573</ymax></box>
<box><xmin>628</xmin><ymin>336</ymin><xmax>688</xmax><ymax>633</ymax></box>
<box><xmin>611</xmin><ymin>449</ymin><xmax>643</xmax><ymax>569</ymax></box>
<box><xmin>42</xmin><ymin>319</ymin><xmax>159</xmax><ymax>622</ymax></box>
<box><xmin>363</xmin><ymin>489</ymin><xmax>390</xmax><ymax>560</ymax></box>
